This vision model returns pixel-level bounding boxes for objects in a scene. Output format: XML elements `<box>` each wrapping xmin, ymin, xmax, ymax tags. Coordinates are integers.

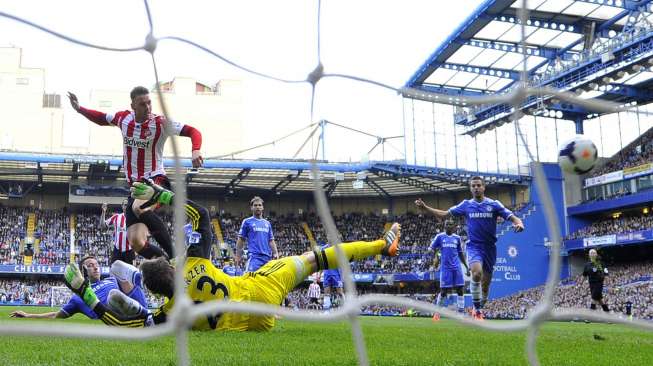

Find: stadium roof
<box><xmin>0</xmin><ymin>152</ymin><xmax>529</xmax><ymax>199</ymax></box>
<box><xmin>405</xmin><ymin>0</ymin><xmax>653</xmax><ymax>133</ymax></box>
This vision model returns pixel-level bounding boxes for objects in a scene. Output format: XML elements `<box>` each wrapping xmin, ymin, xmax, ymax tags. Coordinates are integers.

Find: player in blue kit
<box><xmin>429</xmin><ymin>220</ymin><xmax>469</xmax><ymax>320</ymax></box>
<box><xmin>10</xmin><ymin>255</ymin><xmax>147</xmax><ymax>321</ymax></box>
<box><xmin>235</xmin><ymin>196</ymin><xmax>279</xmax><ymax>272</ymax></box>
<box><xmin>321</xmin><ymin>243</ymin><xmax>344</xmax><ymax>309</ymax></box>
<box><xmin>415</xmin><ymin>176</ymin><xmax>524</xmax><ymax>320</ymax></box>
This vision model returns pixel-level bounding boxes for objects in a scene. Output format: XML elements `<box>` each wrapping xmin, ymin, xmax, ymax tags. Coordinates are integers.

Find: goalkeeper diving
<box><xmin>63</xmin><ymin>178</ymin><xmax>402</xmax><ymax>331</ymax></box>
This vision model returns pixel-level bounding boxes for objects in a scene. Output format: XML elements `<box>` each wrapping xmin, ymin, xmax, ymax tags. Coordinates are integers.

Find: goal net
<box><xmin>1</xmin><ymin>1</ymin><xmax>652</xmax><ymax>366</ymax></box>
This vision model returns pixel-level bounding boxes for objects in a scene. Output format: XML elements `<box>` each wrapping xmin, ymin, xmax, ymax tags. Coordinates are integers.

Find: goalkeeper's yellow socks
<box><xmin>313</xmin><ymin>223</ymin><xmax>401</xmax><ymax>270</ymax></box>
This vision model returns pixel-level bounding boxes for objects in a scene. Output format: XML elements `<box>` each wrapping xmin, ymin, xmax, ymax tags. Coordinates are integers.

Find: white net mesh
<box><xmin>49</xmin><ymin>286</ymin><xmax>73</xmax><ymax>307</ymax></box>
<box><xmin>1</xmin><ymin>1</ymin><xmax>652</xmax><ymax>365</ymax></box>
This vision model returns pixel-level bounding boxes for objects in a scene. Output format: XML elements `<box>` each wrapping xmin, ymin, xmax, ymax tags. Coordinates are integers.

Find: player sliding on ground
<box><xmin>62</xmin><ymin>179</ymin><xmax>402</xmax><ymax>331</ymax></box>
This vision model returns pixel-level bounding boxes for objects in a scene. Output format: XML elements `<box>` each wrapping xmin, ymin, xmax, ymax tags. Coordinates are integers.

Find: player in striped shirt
<box><xmin>101</xmin><ymin>200</ymin><xmax>134</xmax><ymax>265</ymax></box>
<box><xmin>68</xmin><ymin>87</ymin><xmax>203</xmax><ymax>261</ymax></box>
<box><xmin>308</xmin><ymin>278</ymin><xmax>321</xmax><ymax>309</ymax></box>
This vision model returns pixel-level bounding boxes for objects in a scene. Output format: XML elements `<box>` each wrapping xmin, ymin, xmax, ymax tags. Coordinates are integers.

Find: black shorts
<box><xmin>111</xmin><ymin>248</ymin><xmax>136</xmax><ymax>265</ymax></box>
<box><xmin>310</xmin><ymin>297</ymin><xmax>319</xmax><ymax>304</ymax></box>
<box><xmin>125</xmin><ymin>175</ymin><xmax>171</xmax><ymax>227</ymax></box>
<box><xmin>589</xmin><ymin>282</ymin><xmax>604</xmax><ymax>301</ymax></box>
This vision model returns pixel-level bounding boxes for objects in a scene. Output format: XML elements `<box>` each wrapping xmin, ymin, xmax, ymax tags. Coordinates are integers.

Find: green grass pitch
<box><xmin>1</xmin><ymin>306</ymin><xmax>652</xmax><ymax>365</ymax></box>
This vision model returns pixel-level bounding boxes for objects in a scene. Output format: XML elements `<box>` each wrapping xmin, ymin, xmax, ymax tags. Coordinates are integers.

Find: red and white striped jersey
<box><xmin>308</xmin><ymin>282</ymin><xmax>321</xmax><ymax>299</ymax></box>
<box><xmin>106</xmin><ymin>213</ymin><xmax>130</xmax><ymax>252</ymax></box>
<box><xmin>104</xmin><ymin>111</ymin><xmax>184</xmax><ymax>183</ymax></box>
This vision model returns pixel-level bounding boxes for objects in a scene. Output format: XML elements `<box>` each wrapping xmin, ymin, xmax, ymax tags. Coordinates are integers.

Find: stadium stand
<box><xmin>484</xmin><ymin>261</ymin><xmax>653</xmax><ymax>320</ymax></box>
<box><xmin>565</xmin><ymin>214</ymin><xmax>653</xmax><ymax>240</ymax></box>
<box><xmin>589</xmin><ymin>126</ymin><xmax>653</xmax><ymax>178</ymax></box>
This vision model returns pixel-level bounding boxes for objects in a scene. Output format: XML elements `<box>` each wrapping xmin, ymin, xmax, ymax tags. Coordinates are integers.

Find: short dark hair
<box><xmin>130</xmin><ymin>86</ymin><xmax>149</xmax><ymax>101</ymax></box>
<box><xmin>79</xmin><ymin>255</ymin><xmax>96</xmax><ymax>268</ymax></box>
<box><xmin>141</xmin><ymin>257</ymin><xmax>175</xmax><ymax>298</ymax></box>
<box><xmin>469</xmin><ymin>176</ymin><xmax>485</xmax><ymax>185</ymax></box>
<box><xmin>250</xmin><ymin>196</ymin><xmax>264</xmax><ymax>206</ymax></box>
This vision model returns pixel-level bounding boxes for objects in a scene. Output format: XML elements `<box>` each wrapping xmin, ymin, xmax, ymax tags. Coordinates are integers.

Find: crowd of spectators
<box><xmin>0</xmin><ymin>279</ymin><xmax>61</xmax><ymax>305</ymax></box>
<box><xmin>565</xmin><ymin>214</ymin><xmax>653</xmax><ymax>240</ymax></box>
<box><xmin>0</xmin><ymin>206</ymin><xmax>26</xmax><ymax>265</ymax></box>
<box><xmin>32</xmin><ymin>209</ymin><xmax>70</xmax><ymax>265</ymax></box>
<box><xmin>483</xmin><ymin>261</ymin><xmax>653</xmax><ymax>320</ymax></box>
<box><xmin>590</xmin><ymin>127</ymin><xmax>653</xmax><ymax>178</ymax></box>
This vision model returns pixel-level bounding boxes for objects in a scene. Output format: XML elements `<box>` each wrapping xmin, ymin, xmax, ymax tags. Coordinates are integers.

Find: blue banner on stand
<box><xmin>565</xmin><ymin>229</ymin><xmax>653</xmax><ymax>251</ymax></box>
<box><xmin>0</xmin><ymin>264</ymin><xmax>110</xmax><ymax>275</ymax></box>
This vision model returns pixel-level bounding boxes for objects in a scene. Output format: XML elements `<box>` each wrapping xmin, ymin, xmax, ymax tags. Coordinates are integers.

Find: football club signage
<box><xmin>616</xmin><ymin>230</ymin><xmax>653</xmax><ymax>244</ymax></box>
<box><xmin>623</xmin><ymin>163</ymin><xmax>653</xmax><ymax>179</ymax></box>
<box><xmin>584</xmin><ymin>170</ymin><xmax>623</xmax><ymax>187</ymax></box>
<box><xmin>0</xmin><ymin>265</ymin><xmax>110</xmax><ymax>275</ymax></box>
<box><xmin>583</xmin><ymin>235</ymin><xmax>617</xmax><ymax>247</ymax></box>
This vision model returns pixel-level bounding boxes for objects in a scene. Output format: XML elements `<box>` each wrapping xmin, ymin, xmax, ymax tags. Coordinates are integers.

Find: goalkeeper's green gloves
<box><xmin>64</xmin><ymin>263</ymin><xmax>99</xmax><ymax>308</ymax></box>
<box><xmin>130</xmin><ymin>178</ymin><xmax>174</xmax><ymax>208</ymax></box>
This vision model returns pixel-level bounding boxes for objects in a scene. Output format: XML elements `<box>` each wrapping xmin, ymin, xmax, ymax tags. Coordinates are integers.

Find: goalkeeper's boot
<box><xmin>64</xmin><ymin>263</ymin><xmax>99</xmax><ymax>308</ymax></box>
<box><xmin>381</xmin><ymin>222</ymin><xmax>401</xmax><ymax>257</ymax></box>
<box><xmin>131</xmin><ymin>178</ymin><xmax>174</xmax><ymax>207</ymax></box>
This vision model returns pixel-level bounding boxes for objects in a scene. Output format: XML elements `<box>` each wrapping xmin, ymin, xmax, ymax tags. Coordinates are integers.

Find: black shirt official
<box><xmin>582</xmin><ymin>249</ymin><xmax>610</xmax><ymax>312</ymax></box>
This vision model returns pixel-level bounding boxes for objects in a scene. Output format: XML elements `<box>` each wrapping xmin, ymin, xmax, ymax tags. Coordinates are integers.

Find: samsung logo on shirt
<box><xmin>123</xmin><ymin>136</ymin><xmax>151</xmax><ymax>149</ymax></box>
<box><xmin>252</xmin><ymin>226</ymin><xmax>269</xmax><ymax>232</ymax></box>
<box><xmin>442</xmin><ymin>242</ymin><xmax>458</xmax><ymax>249</ymax></box>
<box><xmin>468</xmin><ymin>212</ymin><xmax>493</xmax><ymax>218</ymax></box>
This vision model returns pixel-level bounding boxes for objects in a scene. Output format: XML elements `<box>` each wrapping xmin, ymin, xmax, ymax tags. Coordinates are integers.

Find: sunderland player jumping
<box><xmin>235</xmin><ymin>196</ymin><xmax>279</xmax><ymax>272</ymax></box>
<box><xmin>415</xmin><ymin>176</ymin><xmax>524</xmax><ymax>320</ymax></box>
<box><xmin>100</xmin><ymin>200</ymin><xmax>134</xmax><ymax>265</ymax></box>
<box><xmin>62</xmin><ymin>180</ymin><xmax>402</xmax><ymax>331</ymax></box>
<box><xmin>68</xmin><ymin>87</ymin><xmax>203</xmax><ymax>260</ymax></box>
<box><xmin>10</xmin><ymin>256</ymin><xmax>147</xmax><ymax>322</ymax></box>
<box><xmin>429</xmin><ymin>220</ymin><xmax>469</xmax><ymax>320</ymax></box>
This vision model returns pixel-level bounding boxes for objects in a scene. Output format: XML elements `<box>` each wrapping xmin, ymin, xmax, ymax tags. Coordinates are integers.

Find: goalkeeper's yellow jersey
<box><xmin>159</xmin><ymin>256</ymin><xmax>294</xmax><ymax>331</ymax></box>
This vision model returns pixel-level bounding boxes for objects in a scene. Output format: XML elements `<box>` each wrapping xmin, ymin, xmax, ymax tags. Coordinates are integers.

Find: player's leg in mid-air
<box><xmin>242</xmin><ymin>223</ymin><xmax>401</xmax><ymax>330</ymax></box>
<box><xmin>126</xmin><ymin>176</ymin><xmax>177</xmax><ymax>260</ymax></box>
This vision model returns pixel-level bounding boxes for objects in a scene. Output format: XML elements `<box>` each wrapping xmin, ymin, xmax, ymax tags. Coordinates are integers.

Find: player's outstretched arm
<box><xmin>10</xmin><ymin>310</ymin><xmax>67</xmax><ymax>319</ymax></box>
<box><xmin>67</xmin><ymin>91</ymin><xmax>112</xmax><ymax>126</ymax></box>
<box><xmin>179</xmin><ymin>124</ymin><xmax>203</xmax><ymax>168</ymax></box>
<box><xmin>509</xmin><ymin>215</ymin><xmax>524</xmax><ymax>232</ymax></box>
<box><xmin>414</xmin><ymin>198</ymin><xmax>449</xmax><ymax>219</ymax></box>
<box><xmin>100</xmin><ymin>203</ymin><xmax>110</xmax><ymax>230</ymax></box>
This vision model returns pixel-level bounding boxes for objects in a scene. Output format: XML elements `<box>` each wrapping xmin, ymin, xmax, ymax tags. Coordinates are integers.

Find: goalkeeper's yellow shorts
<box><xmin>219</xmin><ymin>256</ymin><xmax>307</xmax><ymax>331</ymax></box>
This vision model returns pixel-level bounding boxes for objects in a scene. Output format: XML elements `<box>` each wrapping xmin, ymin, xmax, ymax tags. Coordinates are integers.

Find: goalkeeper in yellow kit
<box><xmin>63</xmin><ymin>179</ymin><xmax>402</xmax><ymax>331</ymax></box>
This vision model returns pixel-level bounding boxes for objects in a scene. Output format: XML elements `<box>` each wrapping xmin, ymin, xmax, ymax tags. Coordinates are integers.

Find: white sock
<box><xmin>111</xmin><ymin>260</ymin><xmax>139</xmax><ymax>286</ymax></box>
<box><xmin>457</xmin><ymin>295</ymin><xmax>465</xmax><ymax>312</ymax></box>
<box><xmin>470</xmin><ymin>280</ymin><xmax>481</xmax><ymax>308</ymax></box>
<box><xmin>323</xmin><ymin>295</ymin><xmax>331</xmax><ymax>310</ymax></box>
